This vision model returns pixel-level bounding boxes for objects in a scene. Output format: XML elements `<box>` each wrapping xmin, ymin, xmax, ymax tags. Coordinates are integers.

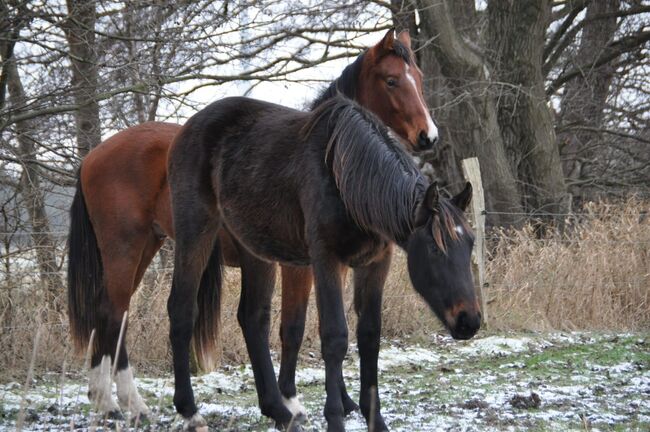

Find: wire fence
<box><xmin>0</xmin><ymin>203</ymin><xmax>648</xmax><ymax>332</ymax></box>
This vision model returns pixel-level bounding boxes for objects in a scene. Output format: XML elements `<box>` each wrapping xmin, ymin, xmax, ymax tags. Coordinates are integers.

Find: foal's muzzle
<box><xmin>417</xmin><ymin>131</ymin><xmax>438</xmax><ymax>151</ymax></box>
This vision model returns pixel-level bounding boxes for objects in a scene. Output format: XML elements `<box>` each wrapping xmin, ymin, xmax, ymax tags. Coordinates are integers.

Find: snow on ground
<box><xmin>1</xmin><ymin>332</ymin><xmax>648</xmax><ymax>431</ymax></box>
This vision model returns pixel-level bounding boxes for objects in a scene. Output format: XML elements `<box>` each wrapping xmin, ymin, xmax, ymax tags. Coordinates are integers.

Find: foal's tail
<box><xmin>193</xmin><ymin>240</ymin><xmax>223</xmax><ymax>371</ymax></box>
<box><xmin>67</xmin><ymin>173</ymin><xmax>102</xmax><ymax>355</ymax></box>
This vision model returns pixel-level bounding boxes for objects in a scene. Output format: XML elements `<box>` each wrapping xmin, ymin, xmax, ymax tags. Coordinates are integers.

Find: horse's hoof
<box><xmin>276</xmin><ymin>419</ymin><xmax>304</xmax><ymax>432</ymax></box>
<box><xmin>369</xmin><ymin>415</ymin><xmax>389</xmax><ymax>432</ymax></box>
<box><xmin>106</xmin><ymin>409</ymin><xmax>124</xmax><ymax>420</ymax></box>
<box><xmin>342</xmin><ymin>398</ymin><xmax>359</xmax><ymax>416</ymax></box>
<box><xmin>183</xmin><ymin>413</ymin><xmax>208</xmax><ymax>432</ymax></box>
<box><xmin>325</xmin><ymin>417</ymin><xmax>345</xmax><ymax>432</ymax></box>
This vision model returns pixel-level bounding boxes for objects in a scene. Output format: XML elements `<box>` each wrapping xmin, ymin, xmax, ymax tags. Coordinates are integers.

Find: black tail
<box><xmin>192</xmin><ymin>240</ymin><xmax>223</xmax><ymax>371</ymax></box>
<box><xmin>67</xmin><ymin>173</ymin><xmax>103</xmax><ymax>355</ymax></box>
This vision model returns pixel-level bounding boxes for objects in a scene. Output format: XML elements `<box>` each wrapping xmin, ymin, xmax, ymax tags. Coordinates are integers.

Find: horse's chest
<box><xmin>318</xmin><ymin>217</ymin><xmax>389</xmax><ymax>267</ymax></box>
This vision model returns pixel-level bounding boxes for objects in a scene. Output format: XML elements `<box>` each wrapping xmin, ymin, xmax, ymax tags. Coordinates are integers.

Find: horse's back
<box><xmin>81</xmin><ymin>122</ymin><xmax>178</xmax><ymax>240</ymax></box>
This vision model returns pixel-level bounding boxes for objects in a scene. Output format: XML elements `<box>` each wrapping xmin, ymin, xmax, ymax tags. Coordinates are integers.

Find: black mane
<box><xmin>306</xmin><ymin>96</ymin><xmax>426</xmax><ymax>242</ymax></box>
<box><xmin>309</xmin><ymin>39</ymin><xmax>413</xmax><ymax>111</ymax></box>
<box><xmin>309</xmin><ymin>52</ymin><xmax>366</xmax><ymax>110</ymax></box>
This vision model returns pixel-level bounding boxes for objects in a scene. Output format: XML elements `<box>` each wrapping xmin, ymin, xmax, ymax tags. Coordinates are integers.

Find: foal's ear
<box><xmin>397</xmin><ymin>30</ymin><xmax>411</xmax><ymax>48</ymax></box>
<box><xmin>452</xmin><ymin>182</ymin><xmax>473</xmax><ymax>211</ymax></box>
<box><xmin>424</xmin><ymin>182</ymin><xmax>440</xmax><ymax>213</ymax></box>
<box><xmin>380</xmin><ymin>28</ymin><xmax>396</xmax><ymax>51</ymax></box>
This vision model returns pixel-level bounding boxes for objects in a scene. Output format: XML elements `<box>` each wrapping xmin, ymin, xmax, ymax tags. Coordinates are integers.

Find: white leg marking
<box><xmin>115</xmin><ymin>366</ymin><xmax>150</xmax><ymax>416</ymax></box>
<box><xmin>405</xmin><ymin>65</ymin><xmax>439</xmax><ymax>142</ymax></box>
<box><xmin>283</xmin><ymin>395</ymin><xmax>308</xmax><ymax>418</ymax></box>
<box><xmin>88</xmin><ymin>355</ymin><xmax>120</xmax><ymax>413</ymax></box>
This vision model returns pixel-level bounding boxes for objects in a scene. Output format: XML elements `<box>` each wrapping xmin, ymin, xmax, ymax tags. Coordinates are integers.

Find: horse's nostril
<box><xmin>456</xmin><ymin>310</ymin><xmax>480</xmax><ymax>337</ymax></box>
<box><xmin>418</xmin><ymin>131</ymin><xmax>434</xmax><ymax>150</ymax></box>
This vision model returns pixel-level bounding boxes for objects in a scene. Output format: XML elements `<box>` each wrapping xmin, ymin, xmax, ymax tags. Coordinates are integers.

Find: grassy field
<box><xmin>2</xmin><ymin>331</ymin><xmax>648</xmax><ymax>431</ymax></box>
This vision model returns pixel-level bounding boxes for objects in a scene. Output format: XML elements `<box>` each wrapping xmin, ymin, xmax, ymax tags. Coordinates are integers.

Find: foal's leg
<box><xmin>353</xmin><ymin>248</ymin><xmax>392</xmax><ymax>432</ymax></box>
<box><xmin>237</xmin><ymin>250</ymin><xmax>298</xmax><ymax>429</ymax></box>
<box><xmin>278</xmin><ymin>265</ymin><xmax>311</xmax><ymax>417</ymax></box>
<box><xmin>114</xmin><ymin>233</ymin><xmax>164</xmax><ymax>417</ymax></box>
<box><xmin>168</xmin><ymin>211</ymin><xmax>219</xmax><ymax>430</ymax></box>
<box><xmin>312</xmin><ymin>255</ymin><xmax>348</xmax><ymax>432</ymax></box>
<box><xmin>278</xmin><ymin>266</ymin><xmax>358</xmax><ymax>418</ymax></box>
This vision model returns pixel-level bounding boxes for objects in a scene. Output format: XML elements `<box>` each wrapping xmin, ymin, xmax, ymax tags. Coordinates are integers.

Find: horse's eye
<box><xmin>386</xmin><ymin>77</ymin><xmax>397</xmax><ymax>88</ymax></box>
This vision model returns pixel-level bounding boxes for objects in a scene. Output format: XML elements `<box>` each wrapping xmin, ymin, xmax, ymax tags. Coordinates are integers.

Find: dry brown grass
<box><xmin>0</xmin><ymin>200</ymin><xmax>648</xmax><ymax>380</ymax></box>
<box><xmin>486</xmin><ymin>199</ymin><xmax>650</xmax><ymax>331</ymax></box>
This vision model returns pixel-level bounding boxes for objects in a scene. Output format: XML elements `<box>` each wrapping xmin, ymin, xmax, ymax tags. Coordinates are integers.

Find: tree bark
<box><xmin>557</xmin><ymin>0</ymin><xmax>620</xmax><ymax>201</ymax></box>
<box><xmin>417</xmin><ymin>0</ymin><xmax>523</xmax><ymax>227</ymax></box>
<box><xmin>63</xmin><ymin>0</ymin><xmax>101</xmax><ymax>156</ymax></box>
<box><xmin>5</xmin><ymin>50</ymin><xmax>63</xmax><ymax>310</ymax></box>
<box><xmin>486</xmin><ymin>0</ymin><xmax>569</xmax><ymax>215</ymax></box>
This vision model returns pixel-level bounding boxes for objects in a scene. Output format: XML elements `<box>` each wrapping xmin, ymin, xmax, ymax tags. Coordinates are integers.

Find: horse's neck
<box><xmin>327</xmin><ymin>114</ymin><xmax>426</xmax><ymax>244</ymax></box>
<box><xmin>310</xmin><ymin>53</ymin><xmax>364</xmax><ymax>110</ymax></box>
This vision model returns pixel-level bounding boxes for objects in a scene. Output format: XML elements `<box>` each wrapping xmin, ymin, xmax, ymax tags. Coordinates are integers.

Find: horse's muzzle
<box><xmin>417</xmin><ymin>131</ymin><xmax>438</xmax><ymax>151</ymax></box>
<box><xmin>449</xmin><ymin>309</ymin><xmax>481</xmax><ymax>340</ymax></box>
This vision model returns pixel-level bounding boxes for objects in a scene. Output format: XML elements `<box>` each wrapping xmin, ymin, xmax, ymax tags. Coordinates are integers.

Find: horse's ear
<box><xmin>452</xmin><ymin>182</ymin><xmax>473</xmax><ymax>211</ymax></box>
<box><xmin>397</xmin><ymin>30</ymin><xmax>411</xmax><ymax>49</ymax></box>
<box><xmin>424</xmin><ymin>182</ymin><xmax>439</xmax><ymax>213</ymax></box>
<box><xmin>380</xmin><ymin>28</ymin><xmax>396</xmax><ymax>52</ymax></box>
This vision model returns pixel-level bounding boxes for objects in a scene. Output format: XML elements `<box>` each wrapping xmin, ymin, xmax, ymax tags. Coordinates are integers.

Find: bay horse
<box><xmin>67</xmin><ymin>29</ymin><xmax>438</xmax><ymax>420</ymax></box>
<box><xmin>167</xmin><ymin>95</ymin><xmax>480</xmax><ymax>431</ymax></box>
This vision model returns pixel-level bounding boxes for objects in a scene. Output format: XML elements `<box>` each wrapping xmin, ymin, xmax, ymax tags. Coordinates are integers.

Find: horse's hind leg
<box><xmin>278</xmin><ymin>265</ymin><xmax>311</xmax><ymax>417</ymax></box>
<box><xmin>114</xmin><ymin>232</ymin><xmax>164</xmax><ymax>418</ymax></box>
<box><xmin>89</xmin><ymin>231</ymin><xmax>154</xmax><ymax>418</ymax></box>
<box><xmin>237</xmin><ymin>249</ymin><xmax>298</xmax><ymax>429</ymax></box>
<box><xmin>168</xmin><ymin>211</ymin><xmax>219</xmax><ymax>430</ymax></box>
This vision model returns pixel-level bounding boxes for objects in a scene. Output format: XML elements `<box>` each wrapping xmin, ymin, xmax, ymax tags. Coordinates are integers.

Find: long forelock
<box><xmin>309</xmin><ymin>97</ymin><xmax>426</xmax><ymax>241</ymax></box>
<box><xmin>391</xmin><ymin>39</ymin><xmax>414</xmax><ymax>65</ymax></box>
<box><xmin>431</xmin><ymin>200</ymin><xmax>473</xmax><ymax>253</ymax></box>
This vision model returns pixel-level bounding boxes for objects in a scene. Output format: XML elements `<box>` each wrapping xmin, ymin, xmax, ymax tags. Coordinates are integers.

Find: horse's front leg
<box><xmin>354</xmin><ymin>246</ymin><xmax>392</xmax><ymax>432</ymax></box>
<box><xmin>278</xmin><ymin>265</ymin><xmax>359</xmax><ymax>420</ymax></box>
<box><xmin>312</xmin><ymin>255</ymin><xmax>349</xmax><ymax>432</ymax></box>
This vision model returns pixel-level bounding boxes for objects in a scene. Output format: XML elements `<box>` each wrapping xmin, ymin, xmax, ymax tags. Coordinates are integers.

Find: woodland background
<box><xmin>0</xmin><ymin>0</ymin><xmax>648</xmax><ymax>375</ymax></box>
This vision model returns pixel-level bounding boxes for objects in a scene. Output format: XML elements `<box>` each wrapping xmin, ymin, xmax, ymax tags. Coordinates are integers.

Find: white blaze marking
<box><xmin>405</xmin><ymin>64</ymin><xmax>439</xmax><ymax>142</ymax></box>
<box><xmin>88</xmin><ymin>355</ymin><xmax>120</xmax><ymax>413</ymax></box>
<box><xmin>455</xmin><ymin>225</ymin><xmax>464</xmax><ymax>235</ymax></box>
<box><xmin>115</xmin><ymin>366</ymin><xmax>150</xmax><ymax>416</ymax></box>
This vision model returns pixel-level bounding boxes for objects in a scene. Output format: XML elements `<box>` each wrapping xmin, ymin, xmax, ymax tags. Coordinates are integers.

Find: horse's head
<box><xmin>358</xmin><ymin>29</ymin><xmax>438</xmax><ymax>152</ymax></box>
<box><xmin>406</xmin><ymin>182</ymin><xmax>480</xmax><ymax>340</ymax></box>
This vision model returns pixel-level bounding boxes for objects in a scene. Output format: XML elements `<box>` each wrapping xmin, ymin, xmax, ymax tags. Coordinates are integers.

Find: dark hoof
<box><xmin>369</xmin><ymin>416</ymin><xmax>389</xmax><ymax>432</ymax></box>
<box><xmin>105</xmin><ymin>410</ymin><xmax>124</xmax><ymax>420</ymax></box>
<box><xmin>342</xmin><ymin>397</ymin><xmax>359</xmax><ymax>416</ymax></box>
<box><xmin>326</xmin><ymin>418</ymin><xmax>345</xmax><ymax>432</ymax></box>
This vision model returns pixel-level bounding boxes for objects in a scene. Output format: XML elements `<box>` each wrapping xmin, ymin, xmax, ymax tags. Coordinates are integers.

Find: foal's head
<box><xmin>357</xmin><ymin>29</ymin><xmax>438</xmax><ymax>152</ymax></box>
<box><xmin>407</xmin><ymin>182</ymin><xmax>481</xmax><ymax>340</ymax></box>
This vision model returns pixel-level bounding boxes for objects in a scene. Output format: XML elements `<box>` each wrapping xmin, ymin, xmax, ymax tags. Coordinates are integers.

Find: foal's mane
<box><xmin>304</xmin><ymin>96</ymin><xmax>426</xmax><ymax>242</ymax></box>
<box><xmin>303</xmin><ymin>96</ymin><xmax>472</xmax><ymax>247</ymax></box>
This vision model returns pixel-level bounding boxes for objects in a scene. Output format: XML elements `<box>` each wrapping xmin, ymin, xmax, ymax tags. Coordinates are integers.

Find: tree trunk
<box><xmin>487</xmin><ymin>0</ymin><xmax>569</xmax><ymax>216</ymax></box>
<box><xmin>64</xmin><ymin>0</ymin><xmax>101</xmax><ymax>156</ymax></box>
<box><xmin>6</xmin><ymin>52</ymin><xmax>63</xmax><ymax>310</ymax></box>
<box><xmin>557</xmin><ymin>0</ymin><xmax>620</xmax><ymax>201</ymax></box>
<box><xmin>417</xmin><ymin>0</ymin><xmax>523</xmax><ymax>227</ymax></box>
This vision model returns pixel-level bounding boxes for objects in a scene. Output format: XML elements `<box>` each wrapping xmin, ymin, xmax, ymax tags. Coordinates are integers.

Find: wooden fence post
<box><xmin>461</xmin><ymin>157</ymin><xmax>488</xmax><ymax>327</ymax></box>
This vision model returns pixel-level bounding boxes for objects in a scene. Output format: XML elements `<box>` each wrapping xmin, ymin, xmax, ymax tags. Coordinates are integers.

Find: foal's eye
<box><xmin>386</xmin><ymin>77</ymin><xmax>397</xmax><ymax>88</ymax></box>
